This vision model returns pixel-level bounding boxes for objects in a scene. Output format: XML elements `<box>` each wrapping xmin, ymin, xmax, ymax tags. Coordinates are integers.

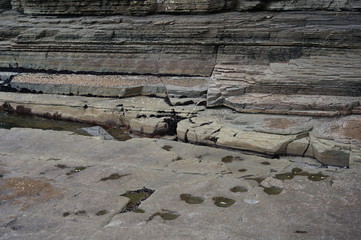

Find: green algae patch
<box><xmin>100</xmin><ymin>173</ymin><xmax>131</xmax><ymax>181</ymax></box>
<box><xmin>263</xmin><ymin>186</ymin><xmax>283</xmax><ymax>195</ymax></box>
<box><xmin>212</xmin><ymin>196</ymin><xmax>235</xmax><ymax>208</ymax></box>
<box><xmin>180</xmin><ymin>194</ymin><xmax>204</xmax><ymax>204</ymax></box>
<box><xmin>120</xmin><ymin>187</ymin><xmax>155</xmax><ymax>213</ymax></box>
<box><xmin>230</xmin><ymin>186</ymin><xmax>248</xmax><ymax>193</ymax></box>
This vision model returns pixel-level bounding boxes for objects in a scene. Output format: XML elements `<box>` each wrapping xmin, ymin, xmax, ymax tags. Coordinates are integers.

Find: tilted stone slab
<box><xmin>220</xmin><ymin>93</ymin><xmax>361</xmax><ymax>117</ymax></box>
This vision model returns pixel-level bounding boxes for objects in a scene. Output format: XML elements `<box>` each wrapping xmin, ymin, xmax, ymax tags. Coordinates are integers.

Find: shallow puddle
<box><xmin>66</xmin><ymin>166</ymin><xmax>87</xmax><ymax>175</ymax></box>
<box><xmin>212</xmin><ymin>196</ymin><xmax>235</xmax><ymax>208</ymax></box>
<box><xmin>180</xmin><ymin>194</ymin><xmax>204</xmax><ymax>204</ymax></box>
<box><xmin>275</xmin><ymin>168</ymin><xmax>328</xmax><ymax>182</ymax></box>
<box><xmin>120</xmin><ymin>187</ymin><xmax>155</xmax><ymax>213</ymax></box>
<box><xmin>147</xmin><ymin>210</ymin><xmax>180</xmax><ymax>222</ymax></box>
<box><xmin>0</xmin><ymin>111</ymin><xmax>130</xmax><ymax>141</ymax></box>
<box><xmin>263</xmin><ymin>186</ymin><xmax>283</xmax><ymax>195</ymax></box>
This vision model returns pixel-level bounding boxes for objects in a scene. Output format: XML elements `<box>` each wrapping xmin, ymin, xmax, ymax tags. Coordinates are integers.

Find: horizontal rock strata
<box><xmin>10</xmin><ymin>0</ymin><xmax>361</xmax><ymax>16</ymax></box>
<box><xmin>10</xmin><ymin>73</ymin><xmax>209</xmax><ymax>98</ymax></box>
<box><xmin>0</xmin><ymin>11</ymin><xmax>360</xmax><ymax>78</ymax></box>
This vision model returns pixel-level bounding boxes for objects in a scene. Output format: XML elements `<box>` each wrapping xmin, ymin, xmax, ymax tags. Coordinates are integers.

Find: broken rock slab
<box><xmin>177</xmin><ymin>117</ymin><xmax>303</xmax><ymax>155</ymax></box>
<box><xmin>176</xmin><ymin>115</ymin><xmax>356</xmax><ymax>167</ymax></box>
<box><xmin>310</xmin><ymin>135</ymin><xmax>351</xmax><ymax>168</ymax></box>
<box><xmin>129</xmin><ymin>117</ymin><xmax>169</xmax><ymax>135</ymax></box>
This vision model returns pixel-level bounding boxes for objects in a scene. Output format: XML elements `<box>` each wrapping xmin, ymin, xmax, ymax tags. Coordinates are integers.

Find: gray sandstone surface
<box><xmin>0</xmin><ymin>1</ymin><xmax>361</xmax><ymax>239</ymax></box>
<box><xmin>1</xmin><ymin>128</ymin><xmax>361</xmax><ymax>239</ymax></box>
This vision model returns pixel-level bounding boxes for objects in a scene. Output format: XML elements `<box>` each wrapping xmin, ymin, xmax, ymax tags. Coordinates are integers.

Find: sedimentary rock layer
<box><xmin>1</xmin><ymin>11</ymin><xmax>360</xmax><ymax>83</ymax></box>
<box><xmin>10</xmin><ymin>0</ymin><xmax>361</xmax><ymax>16</ymax></box>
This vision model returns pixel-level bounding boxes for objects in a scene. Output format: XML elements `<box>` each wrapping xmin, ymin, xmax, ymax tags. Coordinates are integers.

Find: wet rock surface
<box><xmin>0</xmin><ymin>128</ymin><xmax>361</xmax><ymax>239</ymax></box>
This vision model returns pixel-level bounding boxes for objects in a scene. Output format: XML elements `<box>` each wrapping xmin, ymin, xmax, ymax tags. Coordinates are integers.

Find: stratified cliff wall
<box><xmin>10</xmin><ymin>0</ymin><xmax>361</xmax><ymax>15</ymax></box>
<box><xmin>1</xmin><ymin>1</ymin><xmax>361</xmax><ymax>105</ymax></box>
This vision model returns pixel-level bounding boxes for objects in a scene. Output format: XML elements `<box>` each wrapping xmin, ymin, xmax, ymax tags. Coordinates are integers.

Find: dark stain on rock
<box><xmin>63</xmin><ymin>212</ymin><xmax>70</xmax><ymax>217</ymax></box>
<box><xmin>15</xmin><ymin>105</ymin><xmax>32</xmax><ymax>115</ymax></box>
<box><xmin>55</xmin><ymin>164</ymin><xmax>68</xmax><ymax>169</ymax></box>
<box><xmin>222</xmin><ymin>155</ymin><xmax>243</xmax><ymax>163</ymax></box>
<box><xmin>66</xmin><ymin>166</ymin><xmax>87</xmax><ymax>175</ymax></box>
<box><xmin>162</xmin><ymin>145</ymin><xmax>173</xmax><ymax>151</ymax></box>
<box><xmin>222</xmin><ymin>156</ymin><xmax>233</xmax><ymax>163</ymax></box>
<box><xmin>238</xmin><ymin>168</ymin><xmax>247</xmax><ymax>172</ymax></box>
<box><xmin>95</xmin><ymin>210</ymin><xmax>108</xmax><ymax>216</ymax></box>
<box><xmin>74</xmin><ymin>210</ymin><xmax>86</xmax><ymax>216</ymax></box>
<box><xmin>212</xmin><ymin>196</ymin><xmax>235</xmax><ymax>208</ymax></box>
<box><xmin>100</xmin><ymin>173</ymin><xmax>131</xmax><ymax>181</ymax></box>
<box><xmin>230</xmin><ymin>186</ymin><xmax>248</xmax><ymax>193</ymax></box>
<box><xmin>120</xmin><ymin>187</ymin><xmax>155</xmax><ymax>213</ymax></box>
<box><xmin>180</xmin><ymin>194</ymin><xmax>204</xmax><ymax>204</ymax></box>
<box><xmin>295</xmin><ymin>230</ymin><xmax>308</xmax><ymax>234</ymax></box>
<box><xmin>261</xmin><ymin>161</ymin><xmax>270</xmax><ymax>165</ymax></box>
<box><xmin>2</xmin><ymin>102</ymin><xmax>14</xmax><ymax>112</ymax></box>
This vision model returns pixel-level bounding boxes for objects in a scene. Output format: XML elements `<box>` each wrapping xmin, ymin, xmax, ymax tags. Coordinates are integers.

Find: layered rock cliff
<box><xmin>10</xmin><ymin>0</ymin><xmax>361</xmax><ymax>16</ymax></box>
<box><xmin>1</xmin><ymin>1</ymin><xmax>361</xmax><ymax>167</ymax></box>
<box><xmin>1</xmin><ymin>8</ymin><xmax>360</xmax><ymax>97</ymax></box>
